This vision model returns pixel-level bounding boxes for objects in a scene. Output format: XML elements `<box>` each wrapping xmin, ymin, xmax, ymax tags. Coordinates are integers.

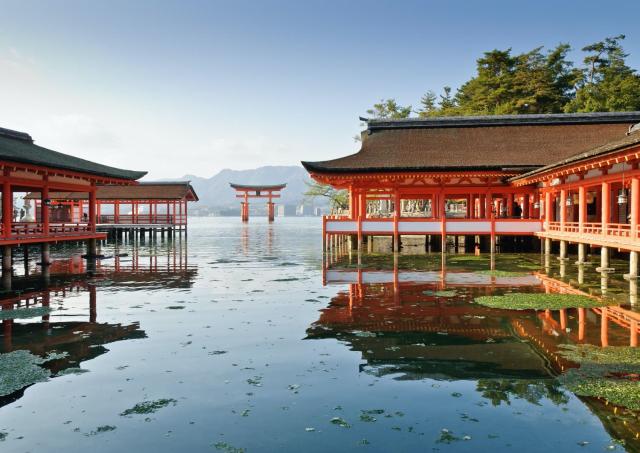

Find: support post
<box><xmin>41</xmin><ymin>243</ymin><xmax>51</xmax><ymax>266</ymax></box>
<box><xmin>629</xmin><ymin>250</ymin><xmax>639</xmax><ymax>279</ymax></box>
<box><xmin>2</xmin><ymin>245</ymin><xmax>11</xmax><ymax>272</ymax></box>
<box><xmin>597</xmin><ymin>246</ymin><xmax>614</xmax><ymax>272</ymax></box>
<box><xmin>559</xmin><ymin>240</ymin><xmax>567</xmax><ymax>261</ymax></box>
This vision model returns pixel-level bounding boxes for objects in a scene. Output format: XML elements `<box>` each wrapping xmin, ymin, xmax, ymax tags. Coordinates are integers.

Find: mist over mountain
<box><xmin>166</xmin><ymin>165</ymin><xmax>322</xmax><ymax>211</ymax></box>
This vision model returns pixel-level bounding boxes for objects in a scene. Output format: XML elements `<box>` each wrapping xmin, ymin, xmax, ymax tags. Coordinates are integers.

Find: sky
<box><xmin>1</xmin><ymin>0</ymin><xmax>640</xmax><ymax>180</ymax></box>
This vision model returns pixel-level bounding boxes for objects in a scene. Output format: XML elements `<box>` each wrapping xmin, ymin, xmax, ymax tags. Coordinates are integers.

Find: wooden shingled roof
<box><xmin>27</xmin><ymin>182</ymin><xmax>199</xmax><ymax>201</ymax></box>
<box><xmin>302</xmin><ymin>112</ymin><xmax>640</xmax><ymax>174</ymax></box>
<box><xmin>511</xmin><ymin>126</ymin><xmax>640</xmax><ymax>184</ymax></box>
<box><xmin>0</xmin><ymin>127</ymin><xmax>147</xmax><ymax>181</ymax></box>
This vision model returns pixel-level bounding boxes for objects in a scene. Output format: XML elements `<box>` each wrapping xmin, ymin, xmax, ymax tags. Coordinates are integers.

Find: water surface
<box><xmin>0</xmin><ymin>218</ymin><xmax>638</xmax><ymax>452</ymax></box>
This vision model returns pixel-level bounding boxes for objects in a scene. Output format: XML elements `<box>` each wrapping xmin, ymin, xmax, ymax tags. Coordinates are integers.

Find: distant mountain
<box><xmin>167</xmin><ymin>165</ymin><xmax>323</xmax><ymax>210</ymax></box>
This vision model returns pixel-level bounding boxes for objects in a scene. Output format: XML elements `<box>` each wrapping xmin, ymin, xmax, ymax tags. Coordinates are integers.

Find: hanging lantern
<box><xmin>565</xmin><ymin>195</ymin><xmax>572</xmax><ymax>206</ymax></box>
<box><xmin>618</xmin><ymin>189</ymin><xmax>628</xmax><ymax>205</ymax></box>
<box><xmin>533</xmin><ymin>201</ymin><xmax>540</xmax><ymax>209</ymax></box>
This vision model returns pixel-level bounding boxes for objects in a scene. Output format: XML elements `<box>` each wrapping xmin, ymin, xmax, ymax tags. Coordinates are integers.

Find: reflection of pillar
<box><xmin>559</xmin><ymin>261</ymin><xmax>566</xmax><ymax>278</ymax></box>
<box><xmin>578</xmin><ymin>265</ymin><xmax>584</xmax><ymax>284</ymax></box>
<box><xmin>600</xmin><ymin>307</ymin><xmax>609</xmax><ymax>347</ymax></box>
<box><xmin>578</xmin><ymin>308</ymin><xmax>585</xmax><ymax>341</ymax></box>
<box><xmin>89</xmin><ymin>285</ymin><xmax>97</xmax><ymax>323</ymax></box>
<box><xmin>600</xmin><ymin>271</ymin><xmax>609</xmax><ymax>295</ymax></box>
<box><xmin>630</xmin><ymin>278</ymin><xmax>638</xmax><ymax>307</ymax></box>
<box><xmin>2</xmin><ymin>317</ymin><xmax>12</xmax><ymax>351</ymax></box>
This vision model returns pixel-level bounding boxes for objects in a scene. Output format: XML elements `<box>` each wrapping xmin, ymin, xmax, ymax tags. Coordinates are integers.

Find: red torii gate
<box><xmin>229</xmin><ymin>183</ymin><xmax>286</xmax><ymax>222</ymax></box>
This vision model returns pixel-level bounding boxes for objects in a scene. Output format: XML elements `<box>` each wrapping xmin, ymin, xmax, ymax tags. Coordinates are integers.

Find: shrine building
<box><xmin>302</xmin><ymin>112</ymin><xmax>640</xmax><ymax>274</ymax></box>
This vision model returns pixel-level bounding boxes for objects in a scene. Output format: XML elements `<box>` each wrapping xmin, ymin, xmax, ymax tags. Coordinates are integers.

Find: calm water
<box><xmin>0</xmin><ymin>217</ymin><xmax>638</xmax><ymax>452</ymax></box>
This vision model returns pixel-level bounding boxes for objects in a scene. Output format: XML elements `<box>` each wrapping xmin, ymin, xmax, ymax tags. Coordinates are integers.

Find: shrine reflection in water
<box><xmin>0</xmin><ymin>241</ymin><xmax>195</xmax><ymax>409</ymax></box>
<box><xmin>313</xmin><ymin>251</ymin><xmax>640</xmax><ymax>450</ymax></box>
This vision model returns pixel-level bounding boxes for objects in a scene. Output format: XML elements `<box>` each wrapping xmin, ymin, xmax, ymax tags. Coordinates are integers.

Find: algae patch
<box><xmin>475</xmin><ymin>293</ymin><xmax>606</xmax><ymax>310</ymax></box>
<box><xmin>474</xmin><ymin>270</ymin><xmax>528</xmax><ymax>277</ymax></box>
<box><xmin>0</xmin><ymin>306</ymin><xmax>53</xmax><ymax>321</ymax></box>
<box><xmin>0</xmin><ymin>350</ymin><xmax>67</xmax><ymax>397</ymax></box>
<box><xmin>558</xmin><ymin>345</ymin><xmax>640</xmax><ymax>410</ymax></box>
<box><xmin>120</xmin><ymin>398</ymin><xmax>178</xmax><ymax>416</ymax></box>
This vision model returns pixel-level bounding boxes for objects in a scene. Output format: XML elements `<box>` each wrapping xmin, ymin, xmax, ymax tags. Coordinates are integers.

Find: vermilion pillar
<box><xmin>2</xmin><ymin>172</ymin><xmax>11</xmax><ymax>239</ymax></box>
<box><xmin>42</xmin><ymin>180</ymin><xmax>50</xmax><ymax>234</ymax></box>
<box><xmin>578</xmin><ymin>185</ymin><xmax>586</xmax><ymax>233</ymax></box>
<box><xmin>601</xmin><ymin>182</ymin><xmax>610</xmax><ymax>232</ymax></box>
<box><xmin>631</xmin><ymin>177</ymin><xmax>639</xmax><ymax>236</ymax></box>
<box><xmin>559</xmin><ymin>189</ymin><xmax>566</xmax><ymax>228</ymax></box>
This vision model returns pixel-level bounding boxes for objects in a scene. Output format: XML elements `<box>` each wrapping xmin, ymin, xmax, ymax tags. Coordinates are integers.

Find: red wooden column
<box><xmin>544</xmin><ymin>191</ymin><xmax>552</xmax><ymax>223</ymax></box>
<box><xmin>242</xmin><ymin>192</ymin><xmax>249</xmax><ymax>222</ymax></box>
<box><xmin>114</xmin><ymin>201</ymin><xmax>120</xmax><ymax>224</ymax></box>
<box><xmin>559</xmin><ymin>188</ymin><xmax>566</xmax><ymax>230</ymax></box>
<box><xmin>393</xmin><ymin>190</ymin><xmax>400</xmax><ymax>252</ymax></box>
<box><xmin>578</xmin><ymin>185</ymin><xmax>586</xmax><ymax>233</ymax></box>
<box><xmin>267</xmin><ymin>193</ymin><xmax>275</xmax><ymax>222</ymax></box>
<box><xmin>631</xmin><ymin>176</ymin><xmax>640</xmax><ymax>238</ymax></box>
<box><xmin>41</xmin><ymin>177</ymin><xmax>50</xmax><ymax>235</ymax></box>
<box><xmin>507</xmin><ymin>193</ymin><xmax>514</xmax><ymax>217</ymax></box>
<box><xmin>479</xmin><ymin>194</ymin><xmax>486</xmax><ymax>219</ymax></box>
<box><xmin>2</xmin><ymin>169</ymin><xmax>12</xmax><ymax>239</ymax></box>
<box><xmin>601</xmin><ymin>181</ymin><xmax>610</xmax><ymax>234</ymax></box>
<box><xmin>357</xmin><ymin>190</ymin><xmax>364</xmax><ymax>250</ymax></box>
<box><xmin>522</xmin><ymin>193</ymin><xmax>530</xmax><ymax>219</ymax></box>
<box><xmin>89</xmin><ymin>187</ymin><xmax>97</xmax><ymax>231</ymax></box>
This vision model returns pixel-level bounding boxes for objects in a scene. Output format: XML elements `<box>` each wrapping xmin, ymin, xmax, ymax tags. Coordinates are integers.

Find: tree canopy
<box><xmin>367</xmin><ymin>36</ymin><xmax>640</xmax><ymax>119</ymax></box>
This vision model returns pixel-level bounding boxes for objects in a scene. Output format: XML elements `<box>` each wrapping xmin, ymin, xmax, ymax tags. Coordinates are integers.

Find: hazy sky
<box><xmin>1</xmin><ymin>0</ymin><xmax>639</xmax><ymax>180</ymax></box>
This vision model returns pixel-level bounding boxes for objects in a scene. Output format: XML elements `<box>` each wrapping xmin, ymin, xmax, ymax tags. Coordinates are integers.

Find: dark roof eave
<box><xmin>2</xmin><ymin>156</ymin><xmax>147</xmax><ymax>181</ymax></box>
<box><xmin>365</xmin><ymin>111</ymin><xmax>640</xmax><ymax>131</ymax></box>
<box><xmin>302</xmin><ymin>161</ymin><xmax>540</xmax><ymax>175</ymax></box>
<box><xmin>510</xmin><ymin>132</ymin><xmax>640</xmax><ymax>182</ymax></box>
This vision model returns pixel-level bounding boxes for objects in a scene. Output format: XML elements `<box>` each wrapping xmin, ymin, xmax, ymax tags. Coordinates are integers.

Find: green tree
<box><xmin>417</xmin><ymin>90</ymin><xmax>438</xmax><ymax>117</ymax></box>
<box><xmin>455</xmin><ymin>45</ymin><xmax>577</xmax><ymax>115</ymax></box>
<box><xmin>366</xmin><ymin>98</ymin><xmax>412</xmax><ymax>119</ymax></box>
<box><xmin>303</xmin><ymin>181</ymin><xmax>349</xmax><ymax>214</ymax></box>
<box><xmin>565</xmin><ymin>35</ymin><xmax>640</xmax><ymax>112</ymax></box>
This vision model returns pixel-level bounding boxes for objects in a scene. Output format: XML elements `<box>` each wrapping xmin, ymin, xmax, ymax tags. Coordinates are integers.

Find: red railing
<box><xmin>99</xmin><ymin>214</ymin><xmax>185</xmax><ymax>225</ymax></box>
<box><xmin>1</xmin><ymin>222</ymin><xmax>94</xmax><ymax>240</ymax></box>
<box><xmin>546</xmin><ymin>221</ymin><xmax>639</xmax><ymax>241</ymax></box>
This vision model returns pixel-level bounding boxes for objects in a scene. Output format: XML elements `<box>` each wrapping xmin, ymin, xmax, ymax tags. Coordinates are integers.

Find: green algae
<box><xmin>85</xmin><ymin>425</ymin><xmax>117</xmax><ymax>436</ymax></box>
<box><xmin>0</xmin><ymin>306</ymin><xmax>53</xmax><ymax>320</ymax></box>
<box><xmin>558</xmin><ymin>345</ymin><xmax>640</xmax><ymax>410</ymax></box>
<box><xmin>330</xmin><ymin>416</ymin><xmax>351</xmax><ymax>428</ymax></box>
<box><xmin>0</xmin><ymin>350</ymin><xmax>68</xmax><ymax>397</ymax></box>
<box><xmin>214</xmin><ymin>442</ymin><xmax>245</xmax><ymax>453</ymax></box>
<box><xmin>474</xmin><ymin>270</ymin><xmax>528</xmax><ymax>277</ymax></box>
<box><xmin>422</xmin><ymin>290</ymin><xmax>458</xmax><ymax>297</ymax></box>
<box><xmin>119</xmin><ymin>398</ymin><xmax>177</xmax><ymax>416</ymax></box>
<box><xmin>474</xmin><ymin>293</ymin><xmax>606</xmax><ymax>310</ymax></box>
